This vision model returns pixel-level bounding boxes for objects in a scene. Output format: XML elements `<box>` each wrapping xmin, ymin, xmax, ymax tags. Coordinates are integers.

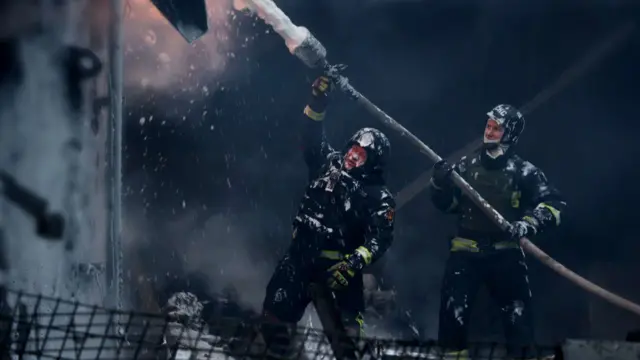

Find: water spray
<box><xmin>233</xmin><ymin>0</ymin><xmax>430</xmax><ymax>152</ymax></box>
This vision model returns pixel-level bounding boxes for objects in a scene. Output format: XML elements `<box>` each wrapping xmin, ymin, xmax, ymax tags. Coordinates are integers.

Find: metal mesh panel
<box><xmin>0</xmin><ymin>288</ymin><xmax>558</xmax><ymax>360</ymax></box>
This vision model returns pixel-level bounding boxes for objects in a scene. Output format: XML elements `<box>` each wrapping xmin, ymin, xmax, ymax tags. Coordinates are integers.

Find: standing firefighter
<box><xmin>260</xmin><ymin>76</ymin><xmax>396</xmax><ymax>359</ymax></box>
<box><xmin>428</xmin><ymin>104</ymin><xmax>565</xmax><ymax>359</ymax></box>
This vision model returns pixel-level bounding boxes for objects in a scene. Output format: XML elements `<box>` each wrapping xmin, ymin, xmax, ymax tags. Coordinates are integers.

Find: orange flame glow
<box><xmin>124</xmin><ymin>0</ymin><xmax>234</xmax><ymax>91</ymax></box>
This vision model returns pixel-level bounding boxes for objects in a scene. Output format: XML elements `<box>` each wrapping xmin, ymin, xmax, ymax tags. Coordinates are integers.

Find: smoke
<box><xmin>178</xmin><ymin>213</ymin><xmax>275</xmax><ymax>310</ymax></box>
<box><xmin>122</xmin><ymin>156</ymin><xmax>281</xmax><ymax>313</ymax></box>
<box><xmin>124</xmin><ymin>0</ymin><xmax>235</xmax><ymax>91</ymax></box>
<box><xmin>386</xmin><ymin>214</ymin><xmax>448</xmax><ymax>339</ymax></box>
<box><xmin>127</xmin><ymin>209</ymin><xmax>277</xmax><ymax>312</ymax></box>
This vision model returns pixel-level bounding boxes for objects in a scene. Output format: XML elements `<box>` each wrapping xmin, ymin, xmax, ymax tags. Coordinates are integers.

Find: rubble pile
<box><xmin>162</xmin><ymin>292</ymin><xmax>229</xmax><ymax>360</ymax></box>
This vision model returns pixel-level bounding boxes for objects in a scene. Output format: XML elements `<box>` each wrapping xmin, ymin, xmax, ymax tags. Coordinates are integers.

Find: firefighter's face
<box><xmin>484</xmin><ymin>118</ymin><xmax>505</xmax><ymax>142</ymax></box>
<box><xmin>344</xmin><ymin>145</ymin><xmax>367</xmax><ymax>170</ymax></box>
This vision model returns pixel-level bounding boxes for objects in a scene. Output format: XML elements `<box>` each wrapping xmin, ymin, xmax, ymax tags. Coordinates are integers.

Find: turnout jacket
<box><xmin>291</xmin><ymin>113</ymin><xmax>396</xmax><ymax>267</ymax></box>
<box><xmin>429</xmin><ymin>150</ymin><xmax>565</xmax><ymax>243</ymax></box>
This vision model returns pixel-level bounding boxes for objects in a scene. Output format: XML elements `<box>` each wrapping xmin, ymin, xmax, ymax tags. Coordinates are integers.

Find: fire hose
<box><xmin>233</xmin><ymin>0</ymin><xmax>640</xmax><ymax>317</ymax></box>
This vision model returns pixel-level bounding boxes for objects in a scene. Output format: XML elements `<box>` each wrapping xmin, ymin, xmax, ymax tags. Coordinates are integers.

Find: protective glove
<box><xmin>509</xmin><ymin>218</ymin><xmax>538</xmax><ymax>241</ymax></box>
<box><xmin>431</xmin><ymin>160</ymin><xmax>455</xmax><ymax>189</ymax></box>
<box><xmin>311</xmin><ymin>75</ymin><xmax>332</xmax><ymax>98</ymax></box>
<box><xmin>304</xmin><ymin>76</ymin><xmax>332</xmax><ymax>120</ymax></box>
<box><xmin>326</xmin><ymin>252</ymin><xmax>366</xmax><ymax>290</ymax></box>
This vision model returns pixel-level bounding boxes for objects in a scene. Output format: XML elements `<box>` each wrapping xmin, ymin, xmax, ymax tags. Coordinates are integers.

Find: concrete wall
<box><xmin>0</xmin><ymin>0</ymin><xmax>114</xmax><ymax>357</ymax></box>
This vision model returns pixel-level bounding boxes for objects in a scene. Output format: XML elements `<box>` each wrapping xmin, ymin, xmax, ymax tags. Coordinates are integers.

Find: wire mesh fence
<box><xmin>0</xmin><ymin>288</ymin><xmax>558</xmax><ymax>360</ymax></box>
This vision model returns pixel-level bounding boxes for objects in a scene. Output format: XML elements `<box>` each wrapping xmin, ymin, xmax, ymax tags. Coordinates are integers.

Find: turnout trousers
<box><xmin>261</xmin><ymin>237</ymin><xmax>364</xmax><ymax>359</ymax></box>
<box><xmin>438</xmin><ymin>244</ymin><xmax>534</xmax><ymax>356</ymax></box>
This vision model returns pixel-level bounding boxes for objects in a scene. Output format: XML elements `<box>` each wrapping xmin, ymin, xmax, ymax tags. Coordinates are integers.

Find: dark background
<box><xmin>122</xmin><ymin>0</ymin><xmax>640</xmax><ymax>344</ymax></box>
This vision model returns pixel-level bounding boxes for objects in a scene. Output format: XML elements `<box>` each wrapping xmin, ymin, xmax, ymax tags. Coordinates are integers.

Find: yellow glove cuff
<box><xmin>537</xmin><ymin>203</ymin><xmax>562</xmax><ymax>226</ymax></box>
<box><xmin>355</xmin><ymin>246</ymin><xmax>372</xmax><ymax>265</ymax></box>
<box><xmin>522</xmin><ymin>215</ymin><xmax>539</xmax><ymax>228</ymax></box>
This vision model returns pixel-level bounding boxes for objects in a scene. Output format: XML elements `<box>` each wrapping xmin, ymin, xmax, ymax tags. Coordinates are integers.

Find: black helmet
<box><xmin>486</xmin><ymin>104</ymin><xmax>525</xmax><ymax>146</ymax></box>
<box><xmin>343</xmin><ymin>127</ymin><xmax>390</xmax><ymax>175</ymax></box>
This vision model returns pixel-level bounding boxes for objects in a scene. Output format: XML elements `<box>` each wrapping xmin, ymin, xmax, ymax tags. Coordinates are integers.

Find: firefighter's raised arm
<box><xmin>300</xmin><ymin>76</ymin><xmax>336</xmax><ymax>178</ymax></box>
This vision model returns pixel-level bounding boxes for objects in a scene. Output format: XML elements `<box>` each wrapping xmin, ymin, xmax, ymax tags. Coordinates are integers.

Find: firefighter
<box><xmin>260</xmin><ymin>76</ymin><xmax>396</xmax><ymax>359</ymax></box>
<box><xmin>429</xmin><ymin>104</ymin><xmax>565</xmax><ymax>359</ymax></box>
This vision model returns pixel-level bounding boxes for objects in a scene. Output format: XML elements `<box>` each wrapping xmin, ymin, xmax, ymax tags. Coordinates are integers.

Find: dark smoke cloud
<box><xmin>178</xmin><ymin>212</ymin><xmax>278</xmax><ymax>311</ymax></box>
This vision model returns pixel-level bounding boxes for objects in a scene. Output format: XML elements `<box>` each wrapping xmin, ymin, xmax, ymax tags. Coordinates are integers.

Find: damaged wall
<box><xmin>0</xmin><ymin>0</ymin><xmax>115</xmax><ymax>357</ymax></box>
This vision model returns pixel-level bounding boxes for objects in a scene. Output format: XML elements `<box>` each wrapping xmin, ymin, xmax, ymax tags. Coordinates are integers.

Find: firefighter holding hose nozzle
<box><xmin>260</xmin><ymin>76</ymin><xmax>396</xmax><ymax>359</ymax></box>
<box><xmin>428</xmin><ymin>105</ymin><xmax>566</xmax><ymax>359</ymax></box>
